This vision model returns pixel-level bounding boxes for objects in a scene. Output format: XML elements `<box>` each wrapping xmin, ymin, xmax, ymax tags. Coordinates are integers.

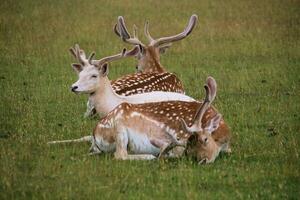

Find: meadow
<box><xmin>0</xmin><ymin>0</ymin><xmax>299</xmax><ymax>199</ymax></box>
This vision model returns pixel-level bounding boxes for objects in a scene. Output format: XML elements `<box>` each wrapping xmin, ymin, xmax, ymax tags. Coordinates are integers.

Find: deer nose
<box><xmin>71</xmin><ymin>86</ymin><xmax>78</xmax><ymax>92</ymax></box>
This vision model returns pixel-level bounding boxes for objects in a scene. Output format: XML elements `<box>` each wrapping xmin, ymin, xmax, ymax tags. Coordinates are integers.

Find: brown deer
<box><xmin>114</xmin><ymin>14</ymin><xmax>198</xmax><ymax>73</ymax></box>
<box><xmin>50</xmin><ymin>77</ymin><xmax>231</xmax><ymax>164</ymax></box>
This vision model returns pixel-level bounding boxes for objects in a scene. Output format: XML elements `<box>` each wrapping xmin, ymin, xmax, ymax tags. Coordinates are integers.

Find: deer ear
<box><xmin>125</xmin><ymin>45</ymin><xmax>140</xmax><ymax>57</ymax></box>
<box><xmin>204</xmin><ymin>114</ymin><xmax>222</xmax><ymax>134</ymax></box>
<box><xmin>159</xmin><ymin>43</ymin><xmax>172</xmax><ymax>54</ymax></box>
<box><xmin>72</xmin><ymin>63</ymin><xmax>82</xmax><ymax>73</ymax></box>
<box><xmin>99</xmin><ymin>63</ymin><xmax>109</xmax><ymax>76</ymax></box>
<box><xmin>138</xmin><ymin>44</ymin><xmax>145</xmax><ymax>55</ymax></box>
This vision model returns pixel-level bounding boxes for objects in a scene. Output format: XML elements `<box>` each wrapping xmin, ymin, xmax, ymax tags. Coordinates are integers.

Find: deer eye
<box><xmin>204</xmin><ymin>138</ymin><xmax>208</xmax><ymax>143</ymax></box>
<box><xmin>91</xmin><ymin>75</ymin><xmax>97</xmax><ymax>78</ymax></box>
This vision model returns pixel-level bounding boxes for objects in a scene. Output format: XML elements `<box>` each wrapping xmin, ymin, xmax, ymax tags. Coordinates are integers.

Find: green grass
<box><xmin>1</xmin><ymin>0</ymin><xmax>299</xmax><ymax>199</ymax></box>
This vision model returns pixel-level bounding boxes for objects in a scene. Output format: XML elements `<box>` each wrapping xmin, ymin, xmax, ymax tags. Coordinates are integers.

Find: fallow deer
<box><xmin>50</xmin><ymin>77</ymin><xmax>231</xmax><ymax>164</ymax></box>
<box><xmin>71</xmin><ymin>15</ymin><xmax>197</xmax><ymax>117</ymax></box>
<box><xmin>114</xmin><ymin>14</ymin><xmax>198</xmax><ymax>73</ymax></box>
<box><xmin>70</xmin><ymin>44</ymin><xmax>196</xmax><ymax>117</ymax></box>
<box><xmin>70</xmin><ymin>45</ymin><xmax>185</xmax><ymax>117</ymax></box>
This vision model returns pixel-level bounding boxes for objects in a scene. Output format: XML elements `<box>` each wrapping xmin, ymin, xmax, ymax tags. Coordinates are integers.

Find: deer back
<box><xmin>111</xmin><ymin>72</ymin><xmax>184</xmax><ymax>96</ymax></box>
<box><xmin>94</xmin><ymin>101</ymin><xmax>229</xmax><ymax>148</ymax></box>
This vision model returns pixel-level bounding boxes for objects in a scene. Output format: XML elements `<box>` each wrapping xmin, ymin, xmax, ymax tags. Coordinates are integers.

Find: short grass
<box><xmin>0</xmin><ymin>0</ymin><xmax>299</xmax><ymax>199</ymax></box>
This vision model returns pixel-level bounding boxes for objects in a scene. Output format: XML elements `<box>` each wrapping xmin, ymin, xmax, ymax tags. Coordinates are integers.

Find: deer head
<box><xmin>114</xmin><ymin>14</ymin><xmax>198</xmax><ymax>73</ymax></box>
<box><xmin>181</xmin><ymin>77</ymin><xmax>222</xmax><ymax>164</ymax></box>
<box><xmin>69</xmin><ymin>44</ymin><xmax>128</xmax><ymax>94</ymax></box>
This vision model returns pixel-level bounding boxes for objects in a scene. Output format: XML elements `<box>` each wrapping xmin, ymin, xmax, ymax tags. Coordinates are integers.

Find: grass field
<box><xmin>1</xmin><ymin>0</ymin><xmax>299</xmax><ymax>199</ymax></box>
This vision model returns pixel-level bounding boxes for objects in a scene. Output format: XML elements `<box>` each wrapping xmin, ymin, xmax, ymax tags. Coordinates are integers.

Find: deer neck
<box><xmin>90</xmin><ymin>77</ymin><xmax>124</xmax><ymax>115</ymax></box>
<box><xmin>144</xmin><ymin>47</ymin><xmax>166</xmax><ymax>73</ymax></box>
<box><xmin>149</xmin><ymin>62</ymin><xmax>166</xmax><ymax>73</ymax></box>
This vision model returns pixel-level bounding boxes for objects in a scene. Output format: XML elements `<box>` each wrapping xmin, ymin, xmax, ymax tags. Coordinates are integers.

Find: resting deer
<box><xmin>114</xmin><ymin>14</ymin><xmax>198</xmax><ymax>73</ymax></box>
<box><xmin>70</xmin><ymin>44</ymin><xmax>196</xmax><ymax>116</ymax></box>
<box><xmin>70</xmin><ymin>44</ymin><xmax>185</xmax><ymax>117</ymax></box>
<box><xmin>50</xmin><ymin>77</ymin><xmax>231</xmax><ymax>164</ymax></box>
<box><xmin>71</xmin><ymin>15</ymin><xmax>197</xmax><ymax>117</ymax></box>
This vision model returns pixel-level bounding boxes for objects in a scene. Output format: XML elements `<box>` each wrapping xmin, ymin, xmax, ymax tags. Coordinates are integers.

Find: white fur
<box><xmin>130</xmin><ymin>112</ymin><xmax>164</xmax><ymax>128</ymax></box>
<box><xmin>72</xmin><ymin>65</ymin><xmax>195</xmax><ymax>115</ymax></box>
<box><xmin>126</xmin><ymin>128</ymin><xmax>160</xmax><ymax>155</ymax></box>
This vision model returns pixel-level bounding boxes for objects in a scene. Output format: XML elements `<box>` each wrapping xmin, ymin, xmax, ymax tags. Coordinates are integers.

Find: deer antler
<box><xmin>123</xmin><ymin>45</ymin><xmax>140</xmax><ymax>57</ymax></box>
<box><xmin>87</xmin><ymin>52</ymin><xmax>95</xmax><ymax>64</ymax></box>
<box><xmin>113</xmin><ymin>23</ymin><xmax>121</xmax><ymax>37</ymax></box>
<box><xmin>144</xmin><ymin>21</ymin><xmax>154</xmax><ymax>44</ymax></box>
<box><xmin>69</xmin><ymin>44</ymin><xmax>95</xmax><ymax>65</ymax></box>
<box><xmin>181</xmin><ymin>76</ymin><xmax>217</xmax><ymax>133</ymax></box>
<box><xmin>115</xmin><ymin>16</ymin><xmax>145</xmax><ymax>47</ymax></box>
<box><xmin>70</xmin><ymin>44</ymin><xmax>139</xmax><ymax>68</ymax></box>
<box><xmin>152</xmin><ymin>14</ymin><xmax>198</xmax><ymax>47</ymax></box>
<box><xmin>92</xmin><ymin>48</ymin><xmax>128</xmax><ymax>67</ymax></box>
<box><xmin>115</xmin><ymin>14</ymin><xmax>197</xmax><ymax>49</ymax></box>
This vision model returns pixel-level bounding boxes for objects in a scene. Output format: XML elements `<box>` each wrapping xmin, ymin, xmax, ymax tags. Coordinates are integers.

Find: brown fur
<box><xmin>93</xmin><ymin>125</ymin><xmax>116</xmax><ymax>143</ymax></box>
<box><xmin>94</xmin><ymin>101</ymin><xmax>230</xmax><ymax>147</ymax></box>
<box><xmin>142</xmin><ymin>46</ymin><xmax>166</xmax><ymax>73</ymax></box>
<box><xmin>111</xmin><ymin>72</ymin><xmax>184</xmax><ymax>96</ymax></box>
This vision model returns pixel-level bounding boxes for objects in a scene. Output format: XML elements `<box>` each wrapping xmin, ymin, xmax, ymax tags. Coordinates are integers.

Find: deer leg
<box><xmin>167</xmin><ymin>146</ymin><xmax>185</xmax><ymax>158</ymax></box>
<box><xmin>158</xmin><ymin>144</ymin><xmax>174</xmax><ymax>159</ymax></box>
<box><xmin>114</xmin><ymin>129</ymin><xmax>156</xmax><ymax>160</ymax></box>
<box><xmin>88</xmin><ymin>137</ymin><xmax>103</xmax><ymax>156</ymax></box>
<box><xmin>114</xmin><ymin>128</ymin><xmax>130</xmax><ymax>160</ymax></box>
<box><xmin>159</xmin><ymin>144</ymin><xmax>183</xmax><ymax>159</ymax></box>
<box><xmin>221</xmin><ymin>143</ymin><xmax>232</xmax><ymax>154</ymax></box>
<box><xmin>155</xmin><ymin>129</ymin><xmax>186</xmax><ymax>158</ymax></box>
<box><xmin>114</xmin><ymin>151</ymin><xmax>156</xmax><ymax>160</ymax></box>
<box><xmin>122</xmin><ymin>154</ymin><xmax>156</xmax><ymax>160</ymax></box>
<box><xmin>150</xmin><ymin>138</ymin><xmax>172</xmax><ymax>159</ymax></box>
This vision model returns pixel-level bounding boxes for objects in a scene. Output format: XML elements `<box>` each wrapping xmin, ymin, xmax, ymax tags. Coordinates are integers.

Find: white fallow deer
<box><xmin>114</xmin><ymin>14</ymin><xmax>198</xmax><ymax>73</ymax></box>
<box><xmin>70</xmin><ymin>45</ymin><xmax>185</xmax><ymax>117</ymax></box>
<box><xmin>70</xmin><ymin>44</ymin><xmax>196</xmax><ymax>117</ymax></box>
<box><xmin>49</xmin><ymin>77</ymin><xmax>231</xmax><ymax>164</ymax></box>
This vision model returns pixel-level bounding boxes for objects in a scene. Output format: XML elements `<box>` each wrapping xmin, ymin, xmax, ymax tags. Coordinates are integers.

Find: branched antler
<box><xmin>114</xmin><ymin>16</ymin><xmax>145</xmax><ymax>47</ymax></box>
<box><xmin>69</xmin><ymin>44</ymin><xmax>95</xmax><ymax>65</ymax></box>
<box><xmin>181</xmin><ymin>76</ymin><xmax>216</xmax><ymax>133</ymax></box>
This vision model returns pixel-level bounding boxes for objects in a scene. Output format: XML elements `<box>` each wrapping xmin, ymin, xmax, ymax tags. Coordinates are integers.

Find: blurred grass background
<box><xmin>0</xmin><ymin>0</ymin><xmax>299</xmax><ymax>199</ymax></box>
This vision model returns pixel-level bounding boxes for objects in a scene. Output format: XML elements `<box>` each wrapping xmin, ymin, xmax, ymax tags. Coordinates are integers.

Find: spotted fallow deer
<box><xmin>50</xmin><ymin>77</ymin><xmax>231</xmax><ymax>164</ymax></box>
<box><xmin>71</xmin><ymin>15</ymin><xmax>197</xmax><ymax>117</ymax></box>
<box><xmin>69</xmin><ymin>44</ymin><xmax>195</xmax><ymax>117</ymax></box>
<box><xmin>114</xmin><ymin>14</ymin><xmax>198</xmax><ymax>73</ymax></box>
<box><xmin>70</xmin><ymin>44</ymin><xmax>185</xmax><ymax>117</ymax></box>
